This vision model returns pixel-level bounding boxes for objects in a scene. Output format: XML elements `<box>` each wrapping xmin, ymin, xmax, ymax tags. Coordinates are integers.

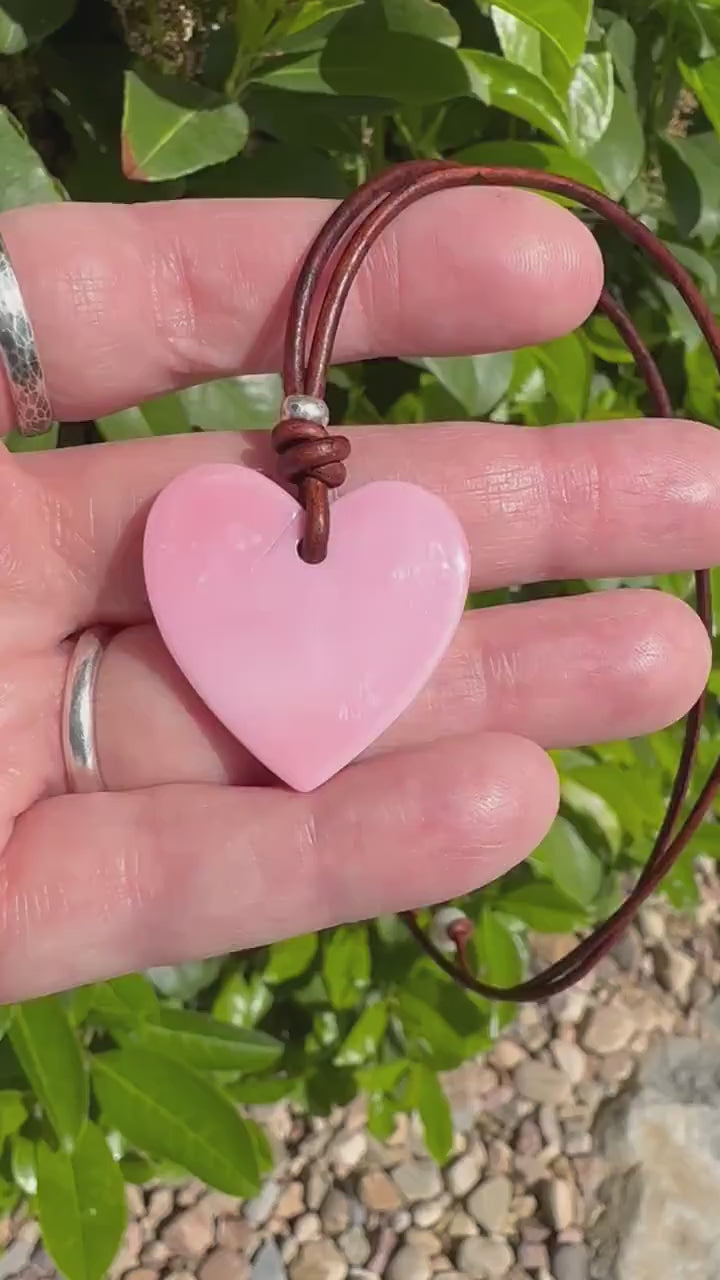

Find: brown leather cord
<box><xmin>275</xmin><ymin>159</ymin><xmax>720</xmax><ymax>1000</ymax></box>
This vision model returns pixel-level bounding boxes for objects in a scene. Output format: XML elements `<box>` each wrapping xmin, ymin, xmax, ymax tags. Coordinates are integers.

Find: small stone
<box><xmin>517</xmin><ymin>1242</ymin><xmax>549</xmax><ymax>1271</ymax></box>
<box><xmin>245</xmin><ymin>1180</ymin><xmax>281</xmax><ymax>1226</ymax></box>
<box><xmin>638</xmin><ymin>905</ymin><xmax>666</xmax><ymax>941</ymax></box>
<box><xmin>612</xmin><ymin>928</ymin><xmax>643</xmax><ymax>972</ymax></box>
<box><xmin>490</xmin><ymin>1040</ymin><xmax>527</xmax><ymax>1071</ymax></box>
<box><xmin>360</xmin><ymin>1169</ymin><xmax>402</xmax><ymax>1213</ymax></box>
<box><xmin>413</xmin><ymin>1194</ymin><xmax>449</xmax><ymax>1228</ymax></box>
<box><xmin>320</xmin><ymin>1188</ymin><xmax>350</xmax><ymax>1236</ymax></box>
<box><xmin>511</xmin><ymin>1195</ymin><xmax>537</xmax><ymax>1222</ymax></box>
<box><xmin>392</xmin><ymin>1159</ymin><xmax>443</xmax><ymax>1204</ymax></box>
<box><xmin>109</xmin><ymin>1221</ymin><xmax>142</xmax><ymax>1277</ymax></box>
<box><xmin>456</xmin><ymin>1237</ymin><xmax>515</xmax><ymax>1278</ymax></box>
<box><xmin>251</xmin><ymin>1240</ymin><xmax>288</xmax><ymax>1280</ymax></box>
<box><xmin>282</xmin><ymin>1237</ymin><xmax>299</xmax><ymax>1265</ymax></box>
<box><xmin>446</xmin><ymin>1151</ymin><xmax>484</xmax><ymax>1198</ymax></box>
<box><xmin>176</xmin><ymin>1179</ymin><xmax>207</xmax><ymax>1207</ymax></box>
<box><xmin>520</xmin><ymin>1220</ymin><xmax>551</xmax><ymax>1244</ymax></box>
<box><xmin>550</xmin><ymin>989</ymin><xmax>590</xmax><ymax>1026</ymax></box>
<box><xmin>486</xmin><ymin>1140</ymin><xmax>513</xmax><ymax>1176</ymax></box>
<box><xmin>537</xmin><ymin>1105</ymin><xmax>561</xmax><ymax>1149</ymax></box>
<box><xmin>539</xmin><ymin>1180</ymin><xmax>574</xmax><ymax>1231</ymax></box>
<box><xmin>654</xmin><ymin>945</ymin><xmax>696</xmax><ymax>1002</ymax></box>
<box><xmin>124</xmin><ymin>1272</ymin><xmax>158</xmax><ymax>1280</ymax></box>
<box><xmin>275</xmin><ymin>1182</ymin><xmax>305</xmax><ymax>1220</ymax></box>
<box><xmin>466</xmin><ymin>1176</ymin><xmax>512</xmax><ymax>1234</ymax></box>
<box><xmin>515</xmin><ymin>1119</ymin><xmax>542</xmax><ymax>1157</ymax></box>
<box><xmin>552</xmin><ymin>1242</ymin><xmax>589</xmax><ymax>1280</ymax></box>
<box><xmin>140</xmin><ymin>1242</ymin><xmax>171</xmax><ymax>1267</ymax></box>
<box><xmin>328</xmin><ymin>1130</ymin><xmax>367</xmax><ymax>1174</ymax></box>
<box><xmin>294</xmin><ymin>1213</ymin><xmax>321</xmax><ymax>1243</ymax></box>
<box><xmin>580</xmin><ymin>1003</ymin><xmax>635</xmax><ymax>1055</ymax></box>
<box><xmin>199</xmin><ymin>1248</ymin><xmax>251</xmax><ymax>1280</ymax></box>
<box><xmin>550</xmin><ymin>1040</ymin><xmax>586</xmax><ymax>1085</ymax></box>
<box><xmin>515</xmin><ymin>1061</ymin><xmax>571</xmax><ymax>1105</ymax></box>
<box><xmin>406</xmin><ymin>1228</ymin><xmax>442</xmax><ymax>1255</ymax></box>
<box><xmin>161</xmin><ymin>1205</ymin><xmax>214</xmax><ymax>1260</ymax></box>
<box><xmin>216</xmin><ymin>1220</ymin><xmax>258</xmax><ymax>1253</ymax></box>
<box><xmin>339</xmin><ymin>1226</ymin><xmax>370</xmax><ymax>1267</ymax></box>
<box><xmin>146</xmin><ymin>1187</ymin><xmax>174</xmax><ymax>1228</ymax></box>
<box><xmin>531</xmin><ymin>934</ymin><xmax>576</xmax><ymax>964</ymax></box>
<box><xmin>387</xmin><ymin>1244</ymin><xmax>432</xmax><ymax>1280</ymax></box>
<box><xmin>447</xmin><ymin>1208</ymin><xmax>478</xmax><ymax>1238</ymax></box>
<box><xmin>203</xmin><ymin>1191</ymin><xmax>243</xmax><ymax>1218</ymax></box>
<box><xmin>305</xmin><ymin>1169</ymin><xmax>330</xmax><ymax>1212</ymax></box>
<box><xmin>125</xmin><ymin>1185</ymin><xmax>145</xmax><ymax>1218</ymax></box>
<box><xmin>596</xmin><ymin>1050</ymin><xmax>635</xmax><ymax>1086</ymax></box>
<box><xmin>514</xmin><ymin>1155</ymin><xmax>548</xmax><ymax>1185</ymax></box>
<box><xmin>289</xmin><ymin>1238</ymin><xmax>348</xmax><ymax>1280</ymax></box>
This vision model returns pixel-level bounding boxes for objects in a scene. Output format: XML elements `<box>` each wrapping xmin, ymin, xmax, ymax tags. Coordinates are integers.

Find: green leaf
<box><xmin>680</xmin><ymin>56</ymin><xmax>720</xmax><ymax>139</ymax></box>
<box><xmin>561</xmin><ymin>775</ymin><xmax>622</xmax><ymax>856</ymax></box>
<box><xmin>92</xmin><ymin>976</ymin><xmax>161</xmax><ymax>1026</ymax></box>
<box><xmin>396</xmin><ymin>991</ymin><xmax>469</xmax><ymax>1069</ymax></box>
<box><xmin>128</xmin><ymin>1009</ymin><xmax>283</xmax><ymax>1073</ymax></box>
<box><xmin>358</xmin><ymin>0</ymin><xmax>461</xmax><ymax>44</ymax></box>
<box><xmin>0</xmin><ymin>1092</ymin><xmax>26</xmax><ymax>1146</ymax></box>
<box><xmin>320</xmin><ymin>24</ymin><xmax>469</xmax><ymax>103</ymax></box>
<box><xmin>121</xmin><ymin>69</ymin><xmax>249</xmax><ymax>182</ymax></box>
<box><xmin>496</xmin><ymin>881</ymin><xmax>585</xmax><ymax>931</ymax></box>
<box><xmin>0</xmin><ymin>108</ymin><xmax>64</xmax><ymax>212</ymax></box>
<box><xmin>462</xmin><ymin>49</ymin><xmax>570</xmax><ymax>144</ymax></box>
<box><xmin>334</xmin><ymin>1002</ymin><xmax>388</xmax><ymax>1066</ymax></box>
<box><xmin>487</xmin><ymin>0</ymin><xmax>590</xmax><ymax>68</ymax></box>
<box><xmin>661</xmin><ymin>133</ymin><xmax>720</xmax><ymax>247</ymax></box>
<box><xmin>368</xmin><ymin>1091</ymin><xmax>396</xmax><ymax>1140</ymax></box>
<box><xmin>530</xmin><ymin>816</ymin><xmax>603</xmax><ymax>906</ymax></box>
<box><xmin>414</xmin><ymin>1065</ymin><xmax>453</xmax><ymax>1163</ymax></box>
<box><xmin>97</xmin><ymin>393</ymin><xmax>191</xmax><ymax>442</ymax></box>
<box><xmin>10</xmin><ymin>999</ymin><xmax>88</xmax><ymax>1150</ymax></box>
<box><xmin>455</xmin><ymin>139</ymin><xmax>603</xmax><ymax>190</ymax></box>
<box><xmin>417</xmin><ymin>353</ymin><xmax>514</xmax><ymax>417</ymax></box>
<box><xmin>212</xmin><ymin>971</ymin><xmax>273</xmax><ymax>1029</ymax></box>
<box><xmin>568</xmin><ymin>51</ymin><xmax>614</xmax><ymax>153</ymax></box>
<box><xmin>146</xmin><ymin>958</ymin><xmax>223</xmax><ymax>1001</ymax></box>
<box><xmin>36</xmin><ymin>1123</ymin><xmax>126</xmax><ymax>1280</ymax></box>
<box><xmin>533</xmin><ymin>332</ymin><xmax>592</xmax><ymax>420</ymax></box>
<box><xmin>475</xmin><ymin>910</ymin><xmax>524</xmax><ymax>986</ymax></box>
<box><xmin>323</xmin><ymin>926</ymin><xmax>371</xmax><ymax>1010</ymax></box>
<box><xmin>0</xmin><ymin>0</ymin><xmax>75</xmax><ymax>53</ymax></box>
<box><xmin>177</xmin><ymin>374</ymin><xmax>282</xmax><ymax>431</ymax></box>
<box><xmin>586</xmin><ymin>88</ymin><xmax>644</xmax><ymax>199</ymax></box>
<box><xmin>91</xmin><ymin>1047</ymin><xmax>259</xmax><ymax>1195</ymax></box>
<box><xmin>10</xmin><ymin>1133</ymin><xmax>37</xmax><ymax>1195</ymax></box>
<box><xmin>265</xmin><ymin>932</ymin><xmax>319</xmax><ymax>984</ymax></box>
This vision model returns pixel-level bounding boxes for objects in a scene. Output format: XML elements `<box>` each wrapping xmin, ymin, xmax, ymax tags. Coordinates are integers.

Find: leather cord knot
<box><xmin>272</xmin><ymin>417</ymin><xmax>350</xmax><ymax>490</ymax></box>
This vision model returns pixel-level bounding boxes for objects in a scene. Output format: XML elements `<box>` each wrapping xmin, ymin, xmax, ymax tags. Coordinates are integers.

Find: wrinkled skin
<box><xmin>0</xmin><ymin>189</ymin><xmax>715</xmax><ymax>1001</ymax></box>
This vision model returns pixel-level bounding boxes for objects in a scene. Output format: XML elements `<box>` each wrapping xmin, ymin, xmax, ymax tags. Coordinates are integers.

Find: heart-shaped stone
<box><xmin>143</xmin><ymin>465</ymin><xmax>470</xmax><ymax>792</ymax></box>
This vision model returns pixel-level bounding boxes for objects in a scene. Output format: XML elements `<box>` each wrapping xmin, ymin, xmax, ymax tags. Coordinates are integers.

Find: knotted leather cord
<box><xmin>274</xmin><ymin>160</ymin><xmax>720</xmax><ymax>1001</ymax></box>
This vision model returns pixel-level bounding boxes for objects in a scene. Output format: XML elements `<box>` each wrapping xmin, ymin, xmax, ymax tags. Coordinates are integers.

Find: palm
<box><xmin>0</xmin><ymin>189</ymin><xmax>715</xmax><ymax>1002</ymax></box>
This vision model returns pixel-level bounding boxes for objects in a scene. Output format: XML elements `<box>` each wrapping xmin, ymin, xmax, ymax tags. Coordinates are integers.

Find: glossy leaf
<box><xmin>476</xmin><ymin>910</ymin><xmax>524</xmax><ymax>987</ymax></box>
<box><xmin>265</xmin><ymin>932</ymin><xmax>319</xmax><ymax>984</ymax></box>
<box><xmin>91</xmin><ymin>975</ymin><xmax>161</xmax><ymax>1027</ymax></box>
<box><xmin>680</xmin><ymin>57</ymin><xmax>720</xmax><ymax>139</ymax></box>
<box><xmin>661</xmin><ymin>133</ymin><xmax>720</xmax><ymax>247</ymax></box>
<box><xmin>10</xmin><ymin>1133</ymin><xmax>37</xmax><ymax>1195</ymax></box>
<box><xmin>145</xmin><ymin>958</ymin><xmax>223</xmax><ymax>1001</ymax></box>
<box><xmin>334</xmin><ymin>1002</ymin><xmax>388</xmax><ymax>1066</ymax></box>
<box><xmin>323</xmin><ymin>925</ymin><xmax>371</xmax><ymax>1010</ymax></box>
<box><xmin>530</xmin><ymin>816</ymin><xmax>603</xmax><ymax>906</ymax></box>
<box><xmin>321</xmin><ymin>24</ymin><xmax>469</xmax><ymax>102</ymax></box>
<box><xmin>127</xmin><ymin>1009</ymin><xmax>283</xmax><ymax>1073</ymax></box>
<box><xmin>91</xmin><ymin>1047</ymin><xmax>260</xmax><ymax>1195</ymax></box>
<box><xmin>568</xmin><ymin>51</ymin><xmax>614</xmax><ymax>153</ymax></box>
<box><xmin>36</xmin><ymin>1123</ymin><xmax>126</xmax><ymax>1280</ymax></box>
<box><xmin>415</xmin><ymin>1065</ymin><xmax>453</xmax><ymax>1164</ymax></box>
<box><xmin>212</xmin><ymin>971</ymin><xmax>273</xmax><ymax>1029</ymax></box>
<box><xmin>417</xmin><ymin>353</ymin><xmax>514</xmax><ymax>417</ymax></box>
<box><xmin>0</xmin><ymin>1092</ymin><xmax>26</xmax><ymax>1148</ymax></box>
<box><xmin>10</xmin><ymin>999</ymin><xmax>88</xmax><ymax>1150</ymax></box>
<box><xmin>177</xmin><ymin>374</ymin><xmax>282</xmax><ymax>431</ymax></box>
<box><xmin>0</xmin><ymin>0</ymin><xmax>75</xmax><ymax>53</ymax></box>
<box><xmin>496</xmin><ymin>881</ymin><xmax>585</xmax><ymax>932</ymax></box>
<box><xmin>121</xmin><ymin>69</ymin><xmax>249</xmax><ymax>181</ymax></box>
<box><xmin>488</xmin><ymin>0</ymin><xmax>590</xmax><ymax>68</ymax></box>
<box><xmin>462</xmin><ymin>49</ymin><xmax>570</xmax><ymax>144</ymax></box>
<box><xmin>586</xmin><ymin>88</ymin><xmax>644</xmax><ymax>198</ymax></box>
<box><xmin>456</xmin><ymin>139</ymin><xmax>603</xmax><ymax>189</ymax></box>
<box><xmin>0</xmin><ymin>108</ymin><xmax>63</xmax><ymax>211</ymax></box>
<box><xmin>97</xmin><ymin>394</ymin><xmax>191</xmax><ymax>442</ymax></box>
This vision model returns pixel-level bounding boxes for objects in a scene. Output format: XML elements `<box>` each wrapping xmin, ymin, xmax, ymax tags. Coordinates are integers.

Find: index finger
<box><xmin>0</xmin><ymin>188</ymin><xmax>603</xmax><ymax>430</ymax></box>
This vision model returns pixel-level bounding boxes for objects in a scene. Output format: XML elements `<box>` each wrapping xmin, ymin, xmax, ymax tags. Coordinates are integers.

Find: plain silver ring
<box><xmin>61</xmin><ymin>627</ymin><xmax>112</xmax><ymax>793</ymax></box>
<box><xmin>0</xmin><ymin>231</ymin><xmax>53</xmax><ymax>437</ymax></box>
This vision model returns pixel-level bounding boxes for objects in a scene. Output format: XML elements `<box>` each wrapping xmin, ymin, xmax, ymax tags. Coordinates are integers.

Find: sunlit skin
<box><xmin>0</xmin><ymin>187</ymin><xmax>714</xmax><ymax>1002</ymax></box>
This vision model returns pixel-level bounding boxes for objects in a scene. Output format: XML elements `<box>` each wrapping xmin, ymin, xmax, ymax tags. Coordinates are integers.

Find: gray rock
<box><xmin>246</xmin><ymin>1180</ymin><xmax>281</xmax><ymax>1226</ymax></box>
<box><xmin>320</xmin><ymin>1188</ymin><xmax>350</xmax><ymax>1236</ymax></box>
<box><xmin>288</xmin><ymin>1239</ymin><xmax>347</xmax><ymax>1280</ymax></box>
<box><xmin>466</xmin><ymin>1176</ymin><xmax>513</xmax><ymax>1234</ymax></box>
<box><xmin>392</xmin><ymin>1158</ymin><xmax>443</xmax><ymax>1204</ymax></box>
<box><xmin>581</xmin><ymin>1003</ymin><xmax>635</xmax><ymax>1055</ymax></box>
<box><xmin>338</xmin><ymin>1226</ymin><xmax>370</xmax><ymax>1267</ymax></box>
<box><xmin>251</xmin><ymin>1241</ymin><xmax>288</xmax><ymax>1280</ymax></box>
<box><xmin>552</xmin><ymin>1242</ymin><xmax>589</xmax><ymax>1280</ymax></box>
<box><xmin>515</xmin><ymin>1059</ymin><xmax>571</xmax><ymax>1105</ymax></box>
<box><xmin>0</xmin><ymin>1242</ymin><xmax>34</xmax><ymax>1280</ymax></box>
<box><xmin>592</xmin><ymin>1037</ymin><xmax>720</xmax><ymax>1278</ymax></box>
<box><xmin>445</xmin><ymin>1150</ymin><xmax>484</xmax><ymax>1198</ymax></box>
<box><xmin>456</xmin><ymin>1237</ymin><xmax>515</xmax><ymax>1278</ymax></box>
<box><xmin>387</xmin><ymin>1244</ymin><xmax>432</xmax><ymax>1280</ymax></box>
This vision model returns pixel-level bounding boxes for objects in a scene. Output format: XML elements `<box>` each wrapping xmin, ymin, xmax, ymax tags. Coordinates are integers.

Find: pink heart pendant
<box><xmin>143</xmin><ymin>465</ymin><xmax>470</xmax><ymax>792</ymax></box>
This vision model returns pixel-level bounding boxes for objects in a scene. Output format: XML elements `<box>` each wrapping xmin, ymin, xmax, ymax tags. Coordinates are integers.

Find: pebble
<box><xmin>216</xmin><ymin>1220</ymin><xmax>259</xmax><ymax>1252</ymax></box>
<box><xmin>359</xmin><ymin>1169</ymin><xmax>402</xmax><ymax>1213</ymax></box>
<box><xmin>466</xmin><ymin>1176</ymin><xmax>513</xmax><ymax>1234</ymax></box>
<box><xmin>392</xmin><ymin>1159</ymin><xmax>443</xmax><ymax>1203</ymax></box>
<box><xmin>391</xmin><ymin>1209</ymin><xmax>413</xmax><ymax>1233</ymax></box>
<box><xmin>552</xmin><ymin>1242</ymin><xmax>589</xmax><ymax>1280</ymax></box>
<box><xmin>245</xmin><ymin>1180</ymin><xmax>281</xmax><ymax>1226</ymax></box>
<box><xmin>406</xmin><ymin>1228</ymin><xmax>442</xmax><ymax>1254</ymax></box>
<box><xmin>515</xmin><ymin>1119</ymin><xmax>542</xmax><ymax>1157</ymax></box>
<box><xmin>305</xmin><ymin>1169</ymin><xmax>330</xmax><ymax>1212</ymax></box>
<box><xmin>289</xmin><ymin>1238</ymin><xmax>348</xmax><ymax>1280</ymax></box>
<box><xmin>275</xmin><ymin>1182</ymin><xmax>305</xmax><ymax>1220</ymax></box>
<box><xmin>517</xmin><ymin>1241</ymin><xmax>550</xmax><ymax>1271</ymax></box>
<box><xmin>338</xmin><ymin>1226</ymin><xmax>370</xmax><ymax>1266</ymax></box>
<box><xmin>445</xmin><ymin>1151</ymin><xmax>484</xmax><ymax>1198</ymax></box>
<box><xmin>511</xmin><ymin>1195</ymin><xmax>537</xmax><ymax>1222</ymax></box>
<box><xmin>387</xmin><ymin>1244</ymin><xmax>432</xmax><ymax>1280</ymax></box>
<box><xmin>638</xmin><ymin>905</ymin><xmax>666</xmax><ymax>941</ymax></box>
<box><xmin>456</xmin><ymin>1237</ymin><xmax>515</xmax><ymax>1278</ymax></box>
<box><xmin>515</xmin><ymin>1060</ymin><xmax>571</xmax><ymax>1105</ymax></box>
<box><xmin>320</xmin><ymin>1188</ymin><xmax>349</xmax><ymax>1235</ymax></box>
<box><xmin>140</xmin><ymin>1241</ymin><xmax>170</xmax><ymax>1267</ymax></box>
<box><xmin>161</xmin><ymin>1207</ymin><xmax>214</xmax><ymax>1260</ymax></box>
<box><xmin>328</xmin><ymin>1130</ymin><xmax>367</xmax><ymax>1174</ymax></box>
<box><xmin>539</xmin><ymin>1179</ymin><xmax>574</xmax><ymax>1231</ymax></box>
<box><xmin>447</xmin><ymin>1208</ymin><xmax>478</xmax><ymax>1238</ymax></box>
<box><xmin>413</xmin><ymin>1194</ymin><xmax>449</xmax><ymax>1228</ymax></box>
<box><xmin>199</xmin><ymin>1248</ymin><xmax>251</xmax><ymax>1280</ymax></box>
<box><xmin>486</xmin><ymin>1139</ymin><xmax>514</xmax><ymax>1176</ymax></box>
<box><xmin>550</xmin><ymin>1039</ymin><xmax>586</xmax><ymax>1085</ymax></box>
<box><xmin>654</xmin><ymin>945</ymin><xmax>696</xmax><ymax>1002</ymax></box>
<box><xmin>294</xmin><ymin>1213</ymin><xmax>321</xmax><ymax>1243</ymax></box>
<box><xmin>490</xmin><ymin>1040</ymin><xmax>527</xmax><ymax>1071</ymax></box>
<box><xmin>124</xmin><ymin>1272</ymin><xmax>158</xmax><ymax>1280</ymax></box>
<box><xmin>580</xmin><ymin>1004</ymin><xmax>635</xmax><ymax>1055</ymax></box>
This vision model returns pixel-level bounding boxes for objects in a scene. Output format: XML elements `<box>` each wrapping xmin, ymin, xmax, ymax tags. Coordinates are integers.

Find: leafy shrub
<box><xmin>1</xmin><ymin>0</ymin><xmax>720</xmax><ymax>1275</ymax></box>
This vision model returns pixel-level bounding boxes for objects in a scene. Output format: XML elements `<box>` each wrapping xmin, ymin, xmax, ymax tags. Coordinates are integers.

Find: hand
<box><xmin>0</xmin><ymin>189</ymin><xmax>714</xmax><ymax>1002</ymax></box>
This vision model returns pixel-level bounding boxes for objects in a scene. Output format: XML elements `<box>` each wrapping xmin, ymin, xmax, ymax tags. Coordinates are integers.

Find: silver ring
<box><xmin>61</xmin><ymin>627</ymin><xmax>112</xmax><ymax>793</ymax></box>
<box><xmin>0</xmin><ymin>230</ymin><xmax>53</xmax><ymax>437</ymax></box>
